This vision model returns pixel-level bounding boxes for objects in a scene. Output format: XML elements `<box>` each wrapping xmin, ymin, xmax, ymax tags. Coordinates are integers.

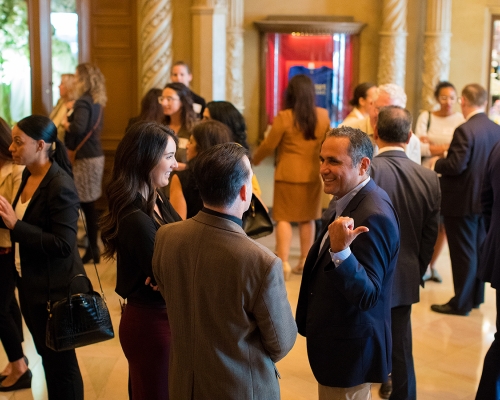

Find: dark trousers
<box><xmin>18</xmin><ymin>278</ymin><xmax>83</xmax><ymax>400</ymax></box>
<box><xmin>0</xmin><ymin>252</ymin><xmax>24</xmax><ymax>362</ymax></box>
<box><xmin>444</xmin><ymin>215</ymin><xmax>485</xmax><ymax>312</ymax></box>
<box><xmin>390</xmin><ymin>305</ymin><xmax>416</xmax><ymax>400</ymax></box>
<box><xmin>119</xmin><ymin>302</ymin><xmax>171</xmax><ymax>400</ymax></box>
<box><xmin>80</xmin><ymin>201</ymin><xmax>99</xmax><ymax>251</ymax></box>
<box><xmin>476</xmin><ymin>289</ymin><xmax>500</xmax><ymax>399</ymax></box>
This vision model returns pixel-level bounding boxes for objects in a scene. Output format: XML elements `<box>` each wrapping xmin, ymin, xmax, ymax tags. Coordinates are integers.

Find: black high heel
<box><xmin>0</xmin><ymin>356</ymin><xmax>29</xmax><ymax>382</ymax></box>
<box><xmin>0</xmin><ymin>369</ymin><xmax>32</xmax><ymax>391</ymax></box>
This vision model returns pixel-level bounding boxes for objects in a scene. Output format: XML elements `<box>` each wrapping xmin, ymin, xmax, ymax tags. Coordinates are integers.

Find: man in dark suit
<box><xmin>475</xmin><ymin>141</ymin><xmax>500</xmax><ymax>399</ymax></box>
<box><xmin>431</xmin><ymin>83</ymin><xmax>500</xmax><ymax>316</ymax></box>
<box><xmin>153</xmin><ymin>143</ymin><xmax>296</xmax><ymax>400</ymax></box>
<box><xmin>296</xmin><ymin>127</ymin><xmax>400</xmax><ymax>399</ymax></box>
<box><xmin>371</xmin><ymin>106</ymin><xmax>441</xmax><ymax>399</ymax></box>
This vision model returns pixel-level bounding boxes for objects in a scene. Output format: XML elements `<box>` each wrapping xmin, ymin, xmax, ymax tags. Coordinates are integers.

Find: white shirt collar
<box><xmin>377</xmin><ymin>146</ymin><xmax>405</xmax><ymax>154</ymax></box>
<box><xmin>465</xmin><ymin>109</ymin><xmax>484</xmax><ymax>121</ymax></box>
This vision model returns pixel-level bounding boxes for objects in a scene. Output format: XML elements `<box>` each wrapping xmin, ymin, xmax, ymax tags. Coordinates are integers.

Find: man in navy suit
<box><xmin>296</xmin><ymin>126</ymin><xmax>400</xmax><ymax>399</ymax></box>
<box><xmin>431</xmin><ymin>84</ymin><xmax>500</xmax><ymax>316</ymax></box>
<box><xmin>371</xmin><ymin>106</ymin><xmax>441</xmax><ymax>399</ymax></box>
<box><xmin>475</xmin><ymin>141</ymin><xmax>500</xmax><ymax>399</ymax></box>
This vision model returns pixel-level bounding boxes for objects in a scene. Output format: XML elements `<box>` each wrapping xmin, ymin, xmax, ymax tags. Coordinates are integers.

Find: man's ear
<box><xmin>405</xmin><ymin>130</ymin><xmax>412</xmax><ymax>145</ymax></box>
<box><xmin>239</xmin><ymin>184</ymin><xmax>249</xmax><ymax>202</ymax></box>
<box><xmin>359</xmin><ymin>157</ymin><xmax>371</xmax><ymax>176</ymax></box>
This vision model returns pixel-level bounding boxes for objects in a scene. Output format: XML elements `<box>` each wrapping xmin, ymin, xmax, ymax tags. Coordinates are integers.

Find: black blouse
<box><xmin>174</xmin><ymin>167</ymin><xmax>204</xmax><ymax>219</ymax></box>
<box><xmin>114</xmin><ymin>191</ymin><xmax>181</xmax><ymax>305</ymax></box>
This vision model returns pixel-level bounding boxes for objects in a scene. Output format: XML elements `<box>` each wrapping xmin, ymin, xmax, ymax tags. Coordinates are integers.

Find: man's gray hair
<box><xmin>377</xmin><ymin>83</ymin><xmax>407</xmax><ymax>108</ymax></box>
<box><xmin>326</xmin><ymin>126</ymin><xmax>373</xmax><ymax>172</ymax></box>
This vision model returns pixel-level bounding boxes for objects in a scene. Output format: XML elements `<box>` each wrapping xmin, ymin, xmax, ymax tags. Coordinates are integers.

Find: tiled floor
<box><xmin>0</xmin><ymin>228</ymin><xmax>495</xmax><ymax>399</ymax></box>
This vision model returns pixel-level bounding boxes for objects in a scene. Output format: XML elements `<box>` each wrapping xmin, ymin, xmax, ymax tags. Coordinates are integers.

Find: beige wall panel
<box><xmin>172</xmin><ymin>0</ymin><xmax>194</xmax><ymax>88</ymax></box>
<box><xmin>449</xmin><ymin>0</ymin><xmax>491</xmax><ymax>94</ymax></box>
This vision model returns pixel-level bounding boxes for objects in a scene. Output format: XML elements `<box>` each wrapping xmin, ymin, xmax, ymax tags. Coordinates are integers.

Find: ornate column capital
<box><xmin>139</xmin><ymin>0</ymin><xmax>172</xmax><ymax>98</ymax></box>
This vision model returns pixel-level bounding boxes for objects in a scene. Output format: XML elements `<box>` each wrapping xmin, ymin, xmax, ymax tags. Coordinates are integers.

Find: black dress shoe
<box><xmin>379</xmin><ymin>378</ymin><xmax>392</xmax><ymax>399</ymax></box>
<box><xmin>0</xmin><ymin>355</ymin><xmax>29</xmax><ymax>382</ymax></box>
<box><xmin>431</xmin><ymin>303</ymin><xmax>469</xmax><ymax>316</ymax></box>
<box><xmin>0</xmin><ymin>369</ymin><xmax>32</xmax><ymax>391</ymax></box>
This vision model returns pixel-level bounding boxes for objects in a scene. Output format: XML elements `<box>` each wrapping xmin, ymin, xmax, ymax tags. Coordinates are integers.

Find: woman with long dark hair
<box><xmin>64</xmin><ymin>62</ymin><xmax>107</xmax><ymax>264</ymax></box>
<box><xmin>159</xmin><ymin>82</ymin><xmax>197</xmax><ymax>165</ymax></box>
<box><xmin>100</xmin><ymin>122</ymin><xmax>181</xmax><ymax>399</ymax></box>
<box><xmin>169</xmin><ymin>120</ymin><xmax>232</xmax><ymax>219</ymax></box>
<box><xmin>204</xmin><ymin>101</ymin><xmax>249</xmax><ymax>150</ymax></box>
<box><xmin>253</xmin><ymin>74</ymin><xmax>330</xmax><ymax>279</ymax></box>
<box><xmin>0</xmin><ymin>117</ymin><xmax>29</xmax><ymax>391</ymax></box>
<box><xmin>126</xmin><ymin>88</ymin><xmax>164</xmax><ymax>131</ymax></box>
<box><xmin>0</xmin><ymin>115</ymin><xmax>87</xmax><ymax>398</ymax></box>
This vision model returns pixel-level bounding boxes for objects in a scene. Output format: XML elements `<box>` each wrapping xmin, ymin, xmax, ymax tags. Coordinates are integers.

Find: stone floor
<box><xmin>0</xmin><ymin>227</ymin><xmax>495</xmax><ymax>399</ymax></box>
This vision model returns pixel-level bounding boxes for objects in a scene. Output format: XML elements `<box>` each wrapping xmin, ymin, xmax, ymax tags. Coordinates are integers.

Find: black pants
<box><xmin>444</xmin><ymin>215</ymin><xmax>485</xmax><ymax>312</ymax></box>
<box><xmin>476</xmin><ymin>289</ymin><xmax>500</xmax><ymax>399</ymax></box>
<box><xmin>0</xmin><ymin>252</ymin><xmax>24</xmax><ymax>362</ymax></box>
<box><xmin>390</xmin><ymin>305</ymin><xmax>416</xmax><ymax>400</ymax></box>
<box><xmin>80</xmin><ymin>201</ymin><xmax>99</xmax><ymax>251</ymax></box>
<box><xmin>18</xmin><ymin>278</ymin><xmax>83</xmax><ymax>400</ymax></box>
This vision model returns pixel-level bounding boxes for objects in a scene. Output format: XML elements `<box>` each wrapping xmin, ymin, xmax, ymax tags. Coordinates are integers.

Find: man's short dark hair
<box><xmin>376</xmin><ymin>106</ymin><xmax>412</xmax><ymax>143</ymax></box>
<box><xmin>193</xmin><ymin>143</ymin><xmax>250</xmax><ymax>208</ymax></box>
<box><xmin>462</xmin><ymin>83</ymin><xmax>487</xmax><ymax>107</ymax></box>
<box><xmin>326</xmin><ymin>126</ymin><xmax>373</xmax><ymax>168</ymax></box>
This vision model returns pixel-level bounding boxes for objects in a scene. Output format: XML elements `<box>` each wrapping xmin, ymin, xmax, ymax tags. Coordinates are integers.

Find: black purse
<box><xmin>242</xmin><ymin>194</ymin><xmax>274</xmax><ymax>239</ymax></box>
<box><xmin>46</xmin><ymin>273</ymin><xmax>114</xmax><ymax>352</ymax></box>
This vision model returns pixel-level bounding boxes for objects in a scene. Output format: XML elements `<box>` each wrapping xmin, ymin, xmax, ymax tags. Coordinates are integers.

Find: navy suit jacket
<box><xmin>371</xmin><ymin>150</ymin><xmax>441</xmax><ymax>306</ymax></box>
<box><xmin>435</xmin><ymin>112</ymin><xmax>500</xmax><ymax>216</ymax></box>
<box><xmin>296</xmin><ymin>179</ymin><xmax>400</xmax><ymax>388</ymax></box>
<box><xmin>478</xmin><ymin>141</ymin><xmax>500</xmax><ymax>288</ymax></box>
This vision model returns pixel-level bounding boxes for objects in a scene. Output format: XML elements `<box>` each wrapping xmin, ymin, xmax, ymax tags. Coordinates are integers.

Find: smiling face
<box><xmin>150</xmin><ymin>136</ymin><xmax>178</xmax><ymax>189</ymax></box>
<box><xmin>170</xmin><ymin>65</ymin><xmax>192</xmax><ymax>87</ymax></box>
<box><xmin>320</xmin><ymin>136</ymin><xmax>369</xmax><ymax>199</ymax></box>
<box><xmin>160</xmin><ymin>87</ymin><xmax>182</xmax><ymax>117</ymax></box>
<box><xmin>9</xmin><ymin>125</ymin><xmax>41</xmax><ymax>166</ymax></box>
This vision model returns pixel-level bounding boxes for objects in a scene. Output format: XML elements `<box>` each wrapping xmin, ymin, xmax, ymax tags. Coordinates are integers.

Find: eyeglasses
<box><xmin>438</xmin><ymin>96</ymin><xmax>457</xmax><ymax>102</ymax></box>
<box><xmin>158</xmin><ymin>96</ymin><xmax>180</xmax><ymax>104</ymax></box>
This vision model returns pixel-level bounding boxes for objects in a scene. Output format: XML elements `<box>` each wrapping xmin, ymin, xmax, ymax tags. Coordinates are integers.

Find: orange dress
<box><xmin>253</xmin><ymin>108</ymin><xmax>330</xmax><ymax>221</ymax></box>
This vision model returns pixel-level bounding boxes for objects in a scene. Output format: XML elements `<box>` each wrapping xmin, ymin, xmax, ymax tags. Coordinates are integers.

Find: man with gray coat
<box><xmin>153</xmin><ymin>143</ymin><xmax>297</xmax><ymax>400</ymax></box>
<box><xmin>371</xmin><ymin>106</ymin><xmax>441</xmax><ymax>399</ymax></box>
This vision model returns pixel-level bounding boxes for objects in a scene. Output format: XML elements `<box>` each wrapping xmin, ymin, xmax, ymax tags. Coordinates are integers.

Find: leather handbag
<box><xmin>46</xmin><ymin>274</ymin><xmax>114</xmax><ymax>352</ymax></box>
<box><xmin>242</xmin><ymin>194</ymin><xmax>274</xmax><ymax>239</ymax></box>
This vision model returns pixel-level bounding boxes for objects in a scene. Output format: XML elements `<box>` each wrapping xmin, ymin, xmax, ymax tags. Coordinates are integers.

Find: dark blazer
<box><xmin>371</xmin><ymin>150</ymin><xmax>441</xmax><ymax>306</ymax></box>
<box><xmin>435</xmin><ymin>112</ymin><xmax>500</xmax><ymax>216</ymax></box>
<box><xmin>296</xmin><ymin>179</ymin><xmax>400</xmax><ymax>388</ymax></box>
<box><xmin>153</xmin><ymin>211</ymin><xmax>297</xmax><ymax>400</ymax></box>
<box><xmin>65</xmin><ymin>92</ymin><xmax>104</xmax><ymax>160</ymax></box>
<box><xmin>478</xmin><ymin>141</ymin><xmax>500</xmax><ymax>288</ymax></box>
<box><xmin>0</xmin><ymin>161</ymin><xmax>87</xmax><ymax>304</ymax></box>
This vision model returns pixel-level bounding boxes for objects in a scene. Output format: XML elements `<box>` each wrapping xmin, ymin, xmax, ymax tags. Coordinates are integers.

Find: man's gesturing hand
<box><xmin>328</xmin><ymin>216</ymin><xmax>369</xmax><ymax>253</ymax></box>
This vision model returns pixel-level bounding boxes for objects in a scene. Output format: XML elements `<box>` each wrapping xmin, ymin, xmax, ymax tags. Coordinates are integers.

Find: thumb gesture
<box><xmin>328</xmin><ymin>216</ymin><xmax>369</xmax><ymax>253</ymax></box>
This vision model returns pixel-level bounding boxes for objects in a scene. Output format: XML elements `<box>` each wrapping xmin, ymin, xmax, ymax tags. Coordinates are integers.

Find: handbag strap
<box><xmin>74</xmin><ymin>106</ymin><xmax>102</xmax><ymax>155</ymax></box>
<box><xmin>46</xmin><ymin>207</ymin><xmax>107</xmax><ymax>313</ymax></box>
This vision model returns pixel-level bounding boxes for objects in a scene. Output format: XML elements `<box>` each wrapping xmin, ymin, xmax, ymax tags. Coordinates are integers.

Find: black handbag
<box><xmin>242</xmin><ymin>194</ymin><xmax>274</xmax><ymax>239</ymax></box>
<box><xmin>46</xmin><ymin>274</ymin><xmax>114</xmax><ymax>352</ymax></box>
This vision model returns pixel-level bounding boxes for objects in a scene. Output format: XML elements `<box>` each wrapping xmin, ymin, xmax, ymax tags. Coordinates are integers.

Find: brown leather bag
<box><xmin>67</xmin><ymin>108</ymin><xmax>102</xmax><ymax>164</ymax></box>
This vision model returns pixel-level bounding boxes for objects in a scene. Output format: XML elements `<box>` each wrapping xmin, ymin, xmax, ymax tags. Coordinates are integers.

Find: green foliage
<box><xmin>51</xmin><ymin>0</ymin><xmax>76</xmax><ymax>13</ymax></box>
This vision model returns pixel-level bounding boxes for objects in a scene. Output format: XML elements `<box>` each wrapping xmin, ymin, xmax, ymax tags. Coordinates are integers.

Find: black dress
<box><xmin>173</xmin><ymin>166</ymin><xmax>203</xmax><ymax>219</ymax></box>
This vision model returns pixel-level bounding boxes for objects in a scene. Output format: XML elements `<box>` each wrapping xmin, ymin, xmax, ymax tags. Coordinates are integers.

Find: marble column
<box><xmin>139</xmin><ymin>0</ymin><xmax>173</xmax><ymax>98</ymax></box>
<box><xmin>378</xmin><ymin>0</ymin><xmax>408</xmax><ymax>88</ymax></box>
<box><xmin>191</xmin><ymin>0</ymin><xmax>227</xmax><ymax>101</ymax></box>
<box><xmin>421</xmin><ymin>0</ymin><xmax>452</xmax><ymax>111</ymax></box>
<box><xmin>226</xmin><ymin>0</ymin><xmax>244</xmax><ymax>112</ymax></box>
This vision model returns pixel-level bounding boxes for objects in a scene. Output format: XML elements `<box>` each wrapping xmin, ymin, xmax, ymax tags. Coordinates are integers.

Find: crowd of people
<box><xmin>0</xmin><ymin>58</ymin><xmax>499</xmax><ymax>400</ymax></box>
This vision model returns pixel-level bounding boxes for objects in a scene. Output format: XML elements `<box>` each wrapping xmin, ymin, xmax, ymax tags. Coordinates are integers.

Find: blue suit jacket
<box><xmin>296</xmin><ymin>179</ymin><xmax>400</xmax><ymax>388</ymax></box>
<box><xmin>478</xmin><ymin>141</ymin><xmax>500</xmax><ymax>288</ymax></box>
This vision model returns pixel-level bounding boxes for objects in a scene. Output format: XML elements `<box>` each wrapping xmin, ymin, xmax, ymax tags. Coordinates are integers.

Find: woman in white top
<box><xmin>415</xmin><ymin>81</ymin><xmax>465</xmax><ymax>283</ymax></box>
<box><xmin>0</xmin><ymin>118</ymin><xmax>28</xmax><ymax>391</ymax></box>
<box><xmin>340</xmin><ymin>82</ymin><xmax>377</xmax><ymax>127</ymax></box>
